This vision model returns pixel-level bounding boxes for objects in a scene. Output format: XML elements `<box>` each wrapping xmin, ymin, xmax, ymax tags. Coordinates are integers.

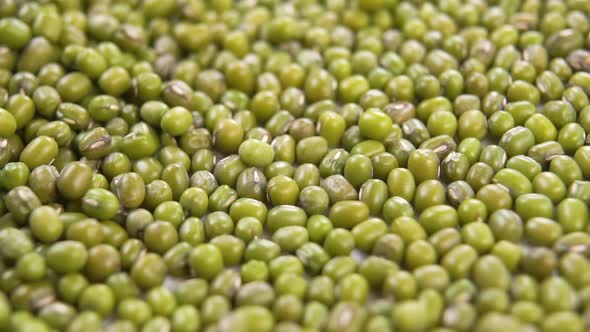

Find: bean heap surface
<box><xmin>0</xmin><ymin>0</ymin><xmax>590</xmax><ymax>331</ymax></box>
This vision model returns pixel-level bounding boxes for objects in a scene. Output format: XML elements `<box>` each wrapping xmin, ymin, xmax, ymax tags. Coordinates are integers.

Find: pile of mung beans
<box><xmin>0</xmin><ymin>0</ymin><xmax>589</xmax><ymax>331</ymax></box>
